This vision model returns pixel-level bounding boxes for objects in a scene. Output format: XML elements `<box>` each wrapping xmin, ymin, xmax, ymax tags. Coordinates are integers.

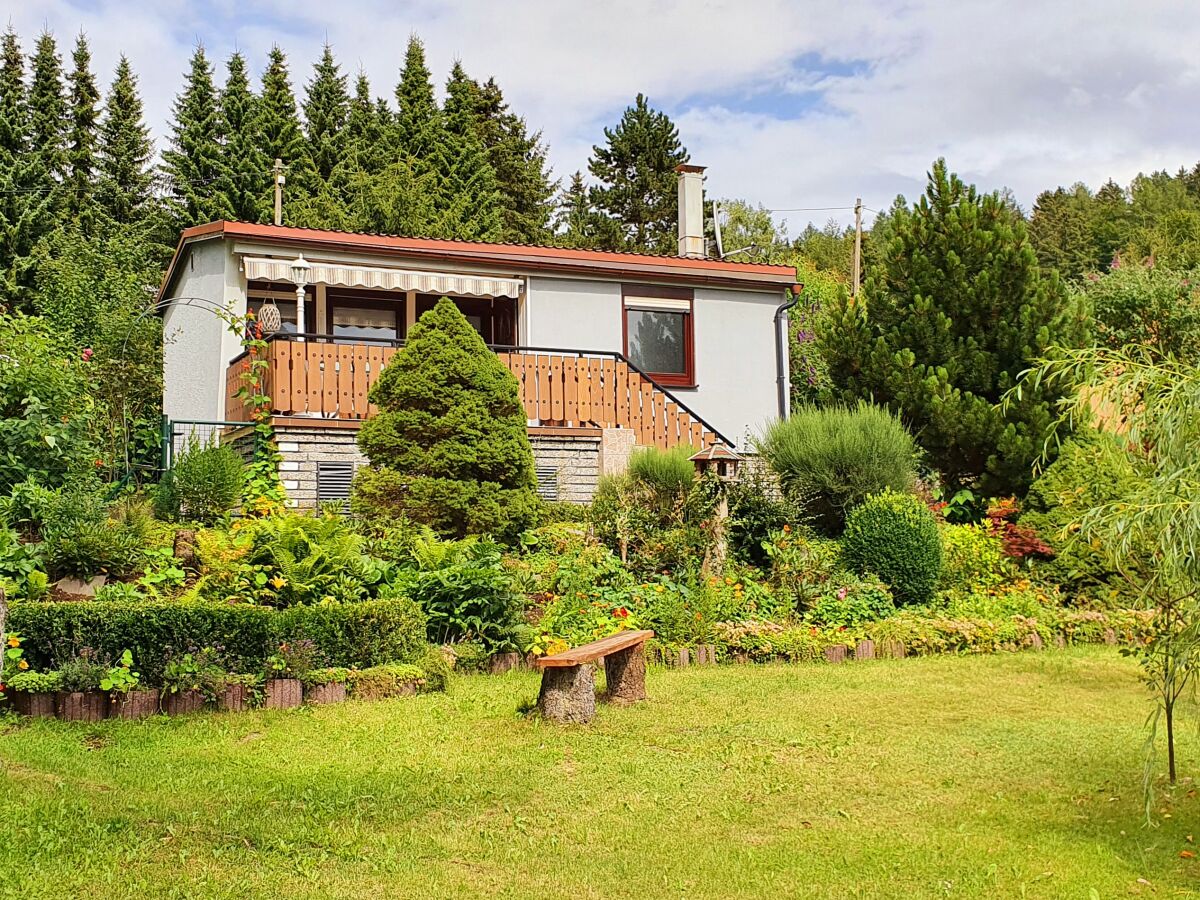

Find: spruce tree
<box><xmin>257</xmin><ymin>46</ymin><xmax>314</xmax><ymax>220</ymax></box>
<box><xmin>1028</xmin><ymin>184</ymin><xmax>1096</xmax><ymax>279</ymax></box>
<box><xmin>437</xmin><ymin>62</ymin><xmax>502</xmax><ymax>240</ymax></box>
<box><xmin>29</xmin><ymin>30</ymin><xmax>68</xmax><ymax>183</ymax></box>
<box><xmin>588</xmin><ymin>93</ymin><xmax>688</xmax><ymax>254</ymax></box>
<box><xmin>555</xmin><ymin>171</ymin><xmax>600</xmax><ymax>248</ymax></box>
<box><xmin>393</xmin><ymin>35</ymin><xmax>439</xmax><ymax>163</ymax></box>
<box><xmin>162</xmin><ymin>45</ymin><xmax>230</xmax><ymax>227</ymax></box>
<box><xmin>819</xmin><ymin>159</ymin><xmax>1087</xmax><ymax>495</ymax></box>
<box><xmin>216</xmin><ymin>52</ymin><xmax>267</xmax><ymax>222</ymax></box>
<box><xmin>354</xmin><ymin>297</ymin><xmax>540</xmax><ymax>540</ymax></box>
<box><xmin>344</xmin><ymin>72</ymin><xmax>386</xmax><ymax>176</ymax></box>
<box><xmin>459</xmin><ymin>69</ymin><xmax>555</xmax><ymax>242</ymax></box>
<box><xmin>64</xmin><ymin>32</ymin><xmax>100</xmax><ymax>222</ymax></box>
<box><xmin>96</xmin><ymin>56</ymin><xmax>155</xmax><ymax>226</ymax></box>
<box><xmin>303</xmin><ymin>44</ymin><xmax>349</xmax><ymax>184</ymax></box>
<box><xmin>0</xmin><ymin>29</ymin><xmax>54</xmax><ymax>310</ymax></box>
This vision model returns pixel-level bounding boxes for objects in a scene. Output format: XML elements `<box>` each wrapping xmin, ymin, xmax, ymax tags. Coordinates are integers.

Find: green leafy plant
<box><xmin>99</xmin><ymin>649</ymin><xmax>140</xmax><ymax>693</ymax></box>
<box><xmin>938</xmin><ymin>523</ymin><xmax>1008</xmax><ymax>594</ymax></box>
<box><xmin>807</xmin><ymin>575</ymin><xmax>895</xmax><ymax>628</ymax></box>
<box><xmin>300</xmin><ymin>666</ymin><xmax>352</xmax><ymax>687</ymax></box>
<box><xmin>264</xmin><ymin>639</ymin><xmax>321</xmax><ymax>678</ymax></box>
<box><xmin>727</xmin><ymin>471</ymin><xmax>804</xmax><ymax>567</ymax></box>
<box><xmin>842</xmin><ymin>489</ymin><xmax>943</xmax><ymax>606</ymax></box>
<box><xmin>58</xmin><ymin>648</ymin><xmax>108</xmax><ymax>693</ymax></box>
<box><xmin>762</xmin><ymin>527</ymin><xmax>842</xmax><ymax>611</ymax></box>
<box><xmin>756</xmin><ymin>404</ymin><xmax>918</xmax><ymax>534</ymax></box>
<box><xmin>347</xmin><ymin>662</ymin><xmax>430</xmax><ymax>700</ymax></box>
<box><xmin>6</xmin><ymin>669</ymin><xmax>62</xmax><ymax>693</ymax></box>
<box><xmin>161</xmin><ymin>647</ymin><xmax>225</xmax><ymax>698</ymax></box>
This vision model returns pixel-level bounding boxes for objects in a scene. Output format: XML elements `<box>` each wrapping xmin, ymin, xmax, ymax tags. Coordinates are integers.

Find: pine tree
<box><xmin>96</xmin><ymin>56</ymin><xmax>155</xmax><ymax>226</ymax></box>
<box><xmin>820</xmin><ymin>159</ymin><xmax>1087</xmax><ymax>495</ymax></box>
<box><xmin>257</xmin><ymin>46</ymin><xmax>314</xmax><ymax>221</ymax></box>
<box><xmin>437</xmin><ymin>62</ymin><xmax>502</xmax><ymax>240</ymax></box>
<box><xmin>458</xmin><ymin>69</ymin><xmax>555</xmax><ymax>242</ymax></box>
<box><xmin>303</xmin><ymin>44</ymin><xmax>349</xmax><ymax>184</ymax></box>
<box><xmin>393</xmin><ymin>35</ymin><xmax>439</xmax><ymax>162</ymax></box>
<box><xmin>216</xmin><ymin>52</ymin><xmax>267</xmax><ymax>222</ymax></box>
<box><xmin>64</xmin><ymin>32</ymin><xmax>100</xmax><ymax>222</ymax></box>
<box><xmin>1028</xmin><ymin>184</ymin><xmax>1097</xmax><ymax>279</ymax></box>
<box><xmin>162</xmin><ymin>45</ymin><xmax>229</xmax><ymax>227</ymax></box>
<box><xmin>0</xmin><ymin>29</ymin><xmax>54</xmax><ymax>310</ymax></box>
<box><xmin>588</xmin><ymin>93</ymin><xmax>688</xmax><ymax>254</ymax></box>
<box><xmin>354</xmin><ymin>296</ymin><xmax>540</xmax><ymax>540</ymax></box>
<box><xmin>29</xmin><ymin>30</ymin><xmax>68</xmax><ymax>183</ymax></box>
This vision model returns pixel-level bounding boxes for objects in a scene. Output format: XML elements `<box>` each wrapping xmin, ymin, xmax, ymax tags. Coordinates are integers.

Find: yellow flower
<box><xmin>655</xmin><ymin>585</ymin><xmax>665</xmax><ymax>593</ymax></box>
<box><xmin>724</xmin><ymin>577</ymin><xmax>734</xmax><ymax>585</ymax></box>
<box><xmin>6</xmin><ymin>637</ymin><xmax>18</xmax><ymax>648</ymax></box>
<box><xmin>17</xmin><ymin>660</ymin><xmax>29</xmax><ymax>670</ymax></box>
<box><xmin>270</xmin><ymin>575</ymin><xmax>287</xmax><ymax>590</ymax></box>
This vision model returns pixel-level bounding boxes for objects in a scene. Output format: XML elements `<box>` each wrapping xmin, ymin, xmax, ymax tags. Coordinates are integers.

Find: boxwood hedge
<box><xmin>10</xmin><ymin>598</ymin><xmax>427</xmax><ymax>683</ymax></box>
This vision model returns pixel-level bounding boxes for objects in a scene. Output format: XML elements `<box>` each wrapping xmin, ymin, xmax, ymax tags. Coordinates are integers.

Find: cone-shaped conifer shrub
<box><xmin>353</xmin><ymin>297</ymin><xmax>539</xmax><ymax>540</ymax></box>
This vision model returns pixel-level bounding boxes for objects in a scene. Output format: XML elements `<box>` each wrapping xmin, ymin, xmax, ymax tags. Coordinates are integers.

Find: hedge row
<box><xmin>710</xmin><ymin>608</ymin><xmax>1155</xmax><ymax>663</ymax></box>
<box><xmin>9</xmin><ymin>598</ymin><xmax>428</xmax><ymax>682</ymax></box>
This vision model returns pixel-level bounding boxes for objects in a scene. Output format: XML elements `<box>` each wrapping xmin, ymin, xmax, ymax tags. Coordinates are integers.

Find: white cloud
<box><xmin>6</xmin><ymin>0</ymin><xmax>1200</xmax><ymax>227</ymax></box>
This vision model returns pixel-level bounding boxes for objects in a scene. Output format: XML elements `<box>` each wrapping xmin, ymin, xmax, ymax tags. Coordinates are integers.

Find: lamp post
<box><xmin>290</xmin><ymin>254</ymin><xmax>311</xmax><ymax>339</ymax></box>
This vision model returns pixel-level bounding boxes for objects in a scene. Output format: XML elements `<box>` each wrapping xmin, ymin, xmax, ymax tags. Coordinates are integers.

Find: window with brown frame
<box><xmin>622</xmin><ymin>285</ymin><xmax>695</xmax><ymax>387</ymax></box>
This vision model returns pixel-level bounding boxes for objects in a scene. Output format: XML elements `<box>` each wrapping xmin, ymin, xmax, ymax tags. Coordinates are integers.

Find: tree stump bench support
<box><xmin>535</xmin><ymin>629</ymin><xmax>654</xmax><ymax>724</ymax></box>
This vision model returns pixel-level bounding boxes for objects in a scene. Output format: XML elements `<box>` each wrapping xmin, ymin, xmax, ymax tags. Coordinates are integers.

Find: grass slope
<box><xmin>1</xmin><ymin>649</ymin><xmax>1197</xmax><ymax>898</ymax></box>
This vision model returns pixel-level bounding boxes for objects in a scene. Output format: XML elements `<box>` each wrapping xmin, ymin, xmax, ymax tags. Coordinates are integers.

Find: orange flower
<box><xmin>783</xmin><ymin>524</ymin><xmax>792</xmax><ymax>533</ymax></box>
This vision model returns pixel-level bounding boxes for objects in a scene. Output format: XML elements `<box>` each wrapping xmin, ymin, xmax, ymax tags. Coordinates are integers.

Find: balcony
<box><xmin>224</xmin><ymin>334</ymin><xmax>726</xmax><ymax>450</ymax></box>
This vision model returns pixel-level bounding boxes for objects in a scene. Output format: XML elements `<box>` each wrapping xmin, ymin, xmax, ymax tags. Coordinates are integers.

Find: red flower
<box><xmin>93</xmin><ymin>459</ymin><xmax>104</xmax><ymax>468</ymax></box>
<box><xmin>81</xmin><ymin>348</ymin><xmax>93</xmax><ymax>361</ymax></box>
<box><xmin>614</xmin><ymin>607</ymin><xmax>629</xmax><ymax>619</ymax></box>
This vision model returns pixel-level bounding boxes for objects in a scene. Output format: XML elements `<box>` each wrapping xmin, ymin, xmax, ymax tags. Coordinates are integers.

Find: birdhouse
<box><xmin>689</xmin><ymin>444</ymin><xmax>742</xmax><ymax>482</ymax></box>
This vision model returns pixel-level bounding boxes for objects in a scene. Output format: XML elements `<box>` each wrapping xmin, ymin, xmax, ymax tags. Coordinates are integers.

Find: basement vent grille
<box><xmin>316</xmin><ymin>461</ymin><xmax>355</xmax><ymax>510</ymax></box>
<box><xmin>535</xmin><ymin>465</ymin><xmax>559</xmax><ymax>501</ymax></box>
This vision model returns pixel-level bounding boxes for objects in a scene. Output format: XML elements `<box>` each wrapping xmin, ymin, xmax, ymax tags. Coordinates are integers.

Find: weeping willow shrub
<box><xmin>1016</xmin><ymin>347</ymin><xmax>1200</xmax><ymax>797</ymax></box>
<box><xmin>756</xmin><ymin>404</ymin><xmax>919</xmax><ymax>535</ymax></box>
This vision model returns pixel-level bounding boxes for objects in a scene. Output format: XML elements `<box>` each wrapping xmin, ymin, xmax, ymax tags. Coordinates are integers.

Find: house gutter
<box><xmin>774</xmin><ymin>283</ymin><xmax>804</xmax><ymax>419</ymax></box>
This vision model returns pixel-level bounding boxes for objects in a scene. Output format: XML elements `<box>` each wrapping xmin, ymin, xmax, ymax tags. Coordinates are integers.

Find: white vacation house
<box><xmin>157</xmin><ymin>165</ymin><xmax>800</xmax><ymax>506</ymax></box>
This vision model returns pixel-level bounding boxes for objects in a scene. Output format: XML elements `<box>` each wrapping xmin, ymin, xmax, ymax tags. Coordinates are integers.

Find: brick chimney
<box><xmin>676</xmin><ymin>163</ymin><xmax>706</xmax><ymax>258</ymax></box>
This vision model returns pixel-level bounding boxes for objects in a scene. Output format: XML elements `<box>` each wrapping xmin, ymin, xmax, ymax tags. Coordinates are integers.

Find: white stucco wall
<box><xmin>161</xmin><ymin>239</ymin><xmax>244</xmax><ymax>422</ymax></box>
<box><xmin>524</xmin><ymin>275</ymin><xmax>786</xmax><ymax>448</ymax></box>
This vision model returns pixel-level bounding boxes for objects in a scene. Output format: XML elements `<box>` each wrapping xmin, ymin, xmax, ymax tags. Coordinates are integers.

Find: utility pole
<box><xmin>852</xmin><ymin>197</ymin><xmax>862</xmax><ymax>298</ymax></box>
<box><xmin>273</xmin><ymin>158</ymin><xmax>285</xmax><ymax>226</ymax></box>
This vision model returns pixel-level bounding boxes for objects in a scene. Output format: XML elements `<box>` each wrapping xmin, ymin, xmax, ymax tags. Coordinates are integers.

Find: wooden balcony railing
<box><xmin>225</xmin><ymin>335</ymin><xmax>727</xmax><ymax>449</ymax></box>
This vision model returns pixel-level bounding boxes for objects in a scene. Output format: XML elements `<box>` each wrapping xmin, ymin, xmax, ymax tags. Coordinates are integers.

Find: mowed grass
<box><xmin>1</xmin><ymin>649</ymin><xmax>1198</xmax><ymax>899</ymax></box>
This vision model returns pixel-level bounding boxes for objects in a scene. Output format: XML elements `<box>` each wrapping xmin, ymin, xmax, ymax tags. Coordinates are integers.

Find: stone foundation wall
<box><xmin>235</xmin><ymin>425</ymin><xmax>610</xmax><ymax>509</ymax></box>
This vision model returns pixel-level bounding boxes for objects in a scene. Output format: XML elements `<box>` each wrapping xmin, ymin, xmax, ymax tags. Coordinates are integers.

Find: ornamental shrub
<box><xmin>938</xmin><ymin>523</ymin><xmax>1008</xmax><ymax>593</ymax></box>
<box><xmin>842</xmin><ymin>489</ymin><xmax>942</xmax><ymax>605</ymax></box>
<box><xmin>155</xmin><ymin>440</ymin><xmax>244</xmax><ymax>524</ymax></box>
<box><xmin>627</xmin><ymin>445</ymin><xmax>696</xmax><ymax>501</ymax></box>
<box><xmin>756</xmin><ymin>403</ymin><xmax>918</xmax><ymax>534</ymax></box>
<box><xmin>807</xmin><ymin>574</ymin><xmax>895</xmax><ymax>628</ymax></box>
<box><xmin>353</xmin><ymin>297</ymin><xmax>539</xmax><ymax>542</ymax></box>
<box><xmin>9</xmin><ymin>597</ymin><xmax>427</xmax><ymax>684</ymax></box>
<box><xmin>1018</xmin><ymin>431</ymin><xmax>1146</xmax><ymax>600</ymax></box>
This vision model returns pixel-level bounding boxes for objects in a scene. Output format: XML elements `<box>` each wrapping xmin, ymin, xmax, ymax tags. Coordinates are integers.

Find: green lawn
<box><xmin>1</xmin><ymin>649</ymin><xmax>1197</xmax><ymax>899</ymax></box>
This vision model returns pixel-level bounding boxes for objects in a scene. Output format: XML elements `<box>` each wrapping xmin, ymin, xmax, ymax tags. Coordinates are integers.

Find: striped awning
<box><xmin>241</xmin><ymin>256</ymin><xmax>523</xmax><ymax>298</ymax></box>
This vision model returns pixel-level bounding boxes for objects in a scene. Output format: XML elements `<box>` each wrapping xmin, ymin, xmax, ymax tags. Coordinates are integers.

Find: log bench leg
<box><xmin>603</xmin><ymin>642</ymin><xmax>647</xmax><ymax>704</ymax></box>
<box><xmin>537</xmin><ymin>664</ymin><xmax>596</xmax><ymax>724</ymax></box>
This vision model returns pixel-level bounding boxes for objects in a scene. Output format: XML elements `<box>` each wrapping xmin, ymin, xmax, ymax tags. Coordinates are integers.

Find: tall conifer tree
<box><xmin>0</xmin><ymin>29</ymin><xmax>54</xmax><ymax>310</ymax></box>
<box><xmin>344</xmin><ymin>72</ymin><xmax>386</xmax><ymax>176</ymax></box>
<box><xmin>162</xmin><ymin>45</ymin><xmax>229</xmax><ymax>226</ymax></box>
<box><xmin>462</xmin><ymin>70</ymin><xmax>555</xmax><ymax>242</ymax></box>
<box><xmin>29</xmin><ymin>31</ymin><xmax>68</xmax><ymax>183</ymax></box>
<box><xmin>393</xmin><ymin>36</ymin><xmax>439</xmax><ymax>163</ymax></box>
<box><xmin>555</xmin><ymin>171</ymin><xmax>601</xmax><ymax>248</ymax></box>
<box><xmin>588</xmin><ymin>93</ymin><xmax>688</xmax><ymax>254</ymax></box>
<box><xmin>96</xmin><ymin>56</ymin><xmax>155</xmax><ymax>226</ymax></box>
<box><xmin>64</xmin><ymin>32</ymin><xmax>100</xmax><ymax>222</ymax></box>
<box><xmin>257</xmin><ymin>46</ymin><xmax>313</xmax><ymax>220</ymax></box>
<box><xmin>303</xmin><ymin>44</ymin><xmax>349</xmax><ymax>184</ymax></box>
<box><xmin>216</xmin><ymin>52</ymin><xmax>266</xmax><ymax>222</ymax></box>
<box><xmin>438</xmin><ymin>62</ymin><xmax>501</xmax><ymax>240</ymax></box>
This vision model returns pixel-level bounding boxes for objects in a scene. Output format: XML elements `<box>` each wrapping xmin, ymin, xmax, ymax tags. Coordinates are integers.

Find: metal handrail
<box><xmin>228</xmin><ymin>331</ymin><xmax>733</xmax><ymax>447</ymax></box>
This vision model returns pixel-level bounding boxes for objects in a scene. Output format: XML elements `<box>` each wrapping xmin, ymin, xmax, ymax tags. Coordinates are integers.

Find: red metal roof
<box><xmin>158</xmin><ymin>221</ymin><xmax>799</xmax><ymax>299</ymax></box>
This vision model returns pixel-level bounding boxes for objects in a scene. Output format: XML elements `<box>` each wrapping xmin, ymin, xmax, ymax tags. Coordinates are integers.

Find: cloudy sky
<box><xmin>8</xmin><ymin>0</ymin><xmax>1200</xmax><ymax>231</ymax></box>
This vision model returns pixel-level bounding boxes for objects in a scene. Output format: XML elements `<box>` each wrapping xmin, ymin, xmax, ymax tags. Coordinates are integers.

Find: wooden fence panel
<box><xmin>537</xmin><ymin>355</ymin><xmax>552</xmax><ymax>421</ymax></box>
<box><xmin>351</xmin><ymin>346</ymin><xmax>369</xmax><ymax>417</ymax></box>
<box><xmin>289</xmin><ymin>342</ymin><xmax>309</xmax><ymax>414</ymax></box>
<box><xmin>549</xmin><ymin>355</ymin><xmax>564</xmax><ymax>422</ymax></box>
<box><xmin>336</xmin><ymin>345</ymin><xmax>354</xmax><ymax>417</ymax></box>
<box><xmin>564</xmin><ymin>357</ymin><xmax>579</xmax><ymax>425</ymax></box>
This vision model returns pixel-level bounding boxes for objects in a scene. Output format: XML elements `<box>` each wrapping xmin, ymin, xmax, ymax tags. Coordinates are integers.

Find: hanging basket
<box><xmin>257</xmin><ymin>299</ymin><xmax>283</xmax><ymax>334</ymax></box>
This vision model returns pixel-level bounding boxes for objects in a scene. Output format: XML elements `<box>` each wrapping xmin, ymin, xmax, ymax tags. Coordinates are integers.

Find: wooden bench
<box><xmin>535</xmin><ymin>629</ymin><xmax>654</xmax><ymax>723</ymax></box>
